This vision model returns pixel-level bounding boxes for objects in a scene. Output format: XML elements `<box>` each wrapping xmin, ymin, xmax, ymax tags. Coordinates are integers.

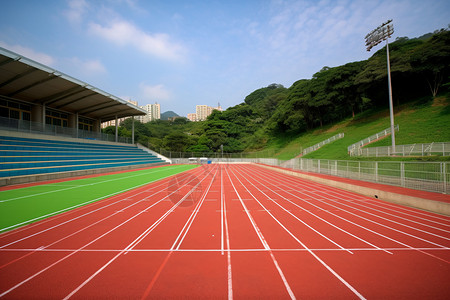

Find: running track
<box><xmin>0</xmin><ymin>164</ymin><xmax>449</xmax><ymax>299</ymax></box>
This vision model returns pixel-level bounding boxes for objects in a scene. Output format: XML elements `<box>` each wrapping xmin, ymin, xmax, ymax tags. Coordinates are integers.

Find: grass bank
<box><xmin>267</xmin><ymin>94</ymin><xmax>450</xmax><ymax>161</ymax></box>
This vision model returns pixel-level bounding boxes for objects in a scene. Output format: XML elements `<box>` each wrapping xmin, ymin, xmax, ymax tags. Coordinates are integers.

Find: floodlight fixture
<box><xmin>365</xmin><ymin>19</ymin><xmax>394</xmax><ymax>51</ymax></box>
<box><xmin>365</xmin><ymin>20</ymin><xmax>396</xmax><ymax>154</ymax></box>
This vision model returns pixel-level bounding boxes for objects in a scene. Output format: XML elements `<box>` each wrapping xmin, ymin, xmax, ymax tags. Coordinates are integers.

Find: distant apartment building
<box><xmin>187</xmin><ymin>113</ymin><xmax>197</xmax><ymax>122</ymax></box>
<box><xmin>138</xmin><ymin>102</ymin><xmax>161</xmax><ymax>123</ymax></box>
<box><xmin>195</xmin><ymin>105</ymin><xmax>211</xmax><ymax>121</ymax></box>
<box><xmin>192</xmin><ymin>103</ymin><xmax>222</xmax><ymax>121</ymax></box>
<box><xmin>101</xmin><ymin>99</ymin><xmax>139</xmax><ymax>128</ymax></box>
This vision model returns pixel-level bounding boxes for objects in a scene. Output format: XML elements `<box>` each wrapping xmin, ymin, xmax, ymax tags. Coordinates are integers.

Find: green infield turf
<box><xmin>0</xmin><ymin>164</ymin><xmax>198</xmax><ymax>233</ymax></box>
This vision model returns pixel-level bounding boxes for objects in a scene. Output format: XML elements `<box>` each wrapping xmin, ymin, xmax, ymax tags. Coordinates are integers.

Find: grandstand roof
<box><xmin>0</xmin><ymin>47</ymin><xmax>146</xmax><ymax>122</ymax></box>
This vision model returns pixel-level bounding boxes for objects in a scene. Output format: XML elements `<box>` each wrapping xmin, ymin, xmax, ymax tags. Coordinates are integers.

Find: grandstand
<box><xmin>0</xmin><ymin>131</ymin><xmax>167</xmax><ymax>186</ymax></box>
<box><xmin>0</xmin><ymin>47</ymin><xmax>170</xmax><ymax>186</ymax></box>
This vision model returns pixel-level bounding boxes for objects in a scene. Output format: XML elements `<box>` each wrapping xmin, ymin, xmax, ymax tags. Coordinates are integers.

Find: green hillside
<box><xmin>107</xmin><ymin>29</ymin><xmax>449</xmax><ymax>161</ymax></box>
<box><xmin>269</xmin><ymin>95</ymin><xmax>450</xmax><ymax>161</ymax></box>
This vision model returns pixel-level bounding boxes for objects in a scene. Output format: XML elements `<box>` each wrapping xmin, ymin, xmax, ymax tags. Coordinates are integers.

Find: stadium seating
<box><xmin>0</xmin><ymin>135</ymin><xmax>165</xmax><ymax>178</ymax></box>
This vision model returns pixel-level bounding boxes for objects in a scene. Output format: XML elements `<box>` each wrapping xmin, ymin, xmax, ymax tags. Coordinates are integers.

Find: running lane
<box><xmin>0</xmin><ymin>163</ymin><xmax>449</xmax><ymax>299</ymax></box>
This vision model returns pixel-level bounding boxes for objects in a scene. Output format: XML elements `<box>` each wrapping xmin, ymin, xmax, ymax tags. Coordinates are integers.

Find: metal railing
<box><xmin>353</xmin><ymin>142</ymin><xmax>450</xmax><ymax>157</ymax></box>
<box><xmin>159</xmin><ymin>149</ymin><xmax>279</xmax><ymax>159</ymax></box>
<box><xmin>0</xmin><ymin>117</ymin><xmax>132</xmax><ymax>144</ymax></box>
<box><xmin>302</xmin><ymin>133</ymin><xmax>344</xmax><ymax>155</ymax></box>
<box><xmin>348</xmin><ymin>125</ymin><xmax>399</xmax><ymax>155</ymax></box>
<box><xmin>278</xmin><ymin>158</ymin><xmax>448</xmax><ymax>194</ymax></box>
<box><xmin>171</xmin><ymin>153</ymin><xmax>449</xmax><ymax>194</ymax></box>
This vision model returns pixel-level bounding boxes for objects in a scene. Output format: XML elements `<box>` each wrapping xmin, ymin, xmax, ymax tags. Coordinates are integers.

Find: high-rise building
<box><xmin>139</xmin><ymin>102</ymin><xmax>161</xmax><ymax>123</ymax></box>
<box><xmin>187</xmin><ymin>113</ymin><xmax>197</xmax><ymax>122</ymax></box>
<box><xmin>195</xmin><ymin>105</ymin><xmax>210</xmax><ymax>121</ymax></box>
<box><xmin>194</xmin><ymin>103</ymin><xmax>222</xmax><ymax>121</ymax></box>
<box><xmin>101</xmin><ymin>99</ymin><xmax>140</xmax><ymax>128</ymax></box>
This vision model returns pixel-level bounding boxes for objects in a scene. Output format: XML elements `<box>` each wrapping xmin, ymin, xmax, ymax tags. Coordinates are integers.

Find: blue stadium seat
<box><xmin>0</xmin><ymin>135</ymin><xmax>165</xmax><ymax>178</ymax></box>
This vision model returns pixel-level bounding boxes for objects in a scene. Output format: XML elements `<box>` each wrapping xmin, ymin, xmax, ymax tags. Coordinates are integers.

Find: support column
<box><xmin>115</xmin><ymin>115</ymin><xmax>118</xmax><ymax>143</ymax></box>
<box><xmin>132</xmin><ymin>116</ymin><xmax>135</xmax><ymax>144</ymax></box>
<box><xmin>75</xmin><ymin>113</ymin><xmax>78</xmax><ymax>138</ymax></box>
<box><xmin>42</xmin><ymin>104</ymin><xmax>46</xmax><ymax>132</ymax></box>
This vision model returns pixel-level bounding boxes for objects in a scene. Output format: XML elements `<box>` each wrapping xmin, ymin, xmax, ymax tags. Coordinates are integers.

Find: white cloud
<box><xmin>63</xmin><ymin>57</ymin><xmax>107</xmax><ymax>80</ymax></box>
<box><xmin>0</xmin><ymin>41</ymin><xmax>56</xmax><ymax>66</ymax></box>
<box><xmin>139</xmin><ymin>83</ymin><xmax>171</xmax><ymax>102</ymax></box>
<box><xmin>64</xmin><ymin>0</ymin><xmax>89</xmax><ymax>24</ymax></box>
<box><xmin>89</xmin><ymin>20</ymin><xmax>186</xmax><ymax>62</ymax></box>
<box><xmin>81</xmin><ymin>59</ymin><xmax>106</xmax><ymax>74</ymax></box>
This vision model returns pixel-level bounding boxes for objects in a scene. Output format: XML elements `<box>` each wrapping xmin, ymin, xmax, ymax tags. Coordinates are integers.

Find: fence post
<box><xmin>401</xmin><ymin>162</ymin><xmax>405</xmax><ymax>187</ymax></box>
<box><xmin>375</xmin><ymin>161</ymin><xmax>378</xmax><ymax>183</ymax></box>
<box><xmin>358</xmin><ymin>161</ymin><xmax>361</xmax><ymax>179</ymax></box>
<box><xmin>442</xmin><ymin>163</ymin><xmax>447</xmax><ymax>194</ymax></box>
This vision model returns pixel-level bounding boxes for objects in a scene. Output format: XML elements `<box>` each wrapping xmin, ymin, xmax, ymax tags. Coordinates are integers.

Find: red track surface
<box><xmin>1</xmin><ymin>164</ymin><xmax>449</xmax><ymax>299</ymax></box>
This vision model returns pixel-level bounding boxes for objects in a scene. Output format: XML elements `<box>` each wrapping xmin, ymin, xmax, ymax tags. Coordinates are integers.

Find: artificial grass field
<box><xmin>0</xmin><ymin>164</ymin><xmax>198</xmax><ymax>233</ymax></box>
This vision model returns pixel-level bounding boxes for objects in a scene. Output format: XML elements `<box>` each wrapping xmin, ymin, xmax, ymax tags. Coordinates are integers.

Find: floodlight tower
<box><xmin>365</xmin><ymin>20</ymin><xmax>396</xmax><ymax>154</ymax></box>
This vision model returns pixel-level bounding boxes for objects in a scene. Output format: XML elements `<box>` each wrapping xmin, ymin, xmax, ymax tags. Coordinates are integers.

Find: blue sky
<box><xmin>1</xmin><ymin>0</ymin><xmax>449</xmax><ymax>117</ymax></box>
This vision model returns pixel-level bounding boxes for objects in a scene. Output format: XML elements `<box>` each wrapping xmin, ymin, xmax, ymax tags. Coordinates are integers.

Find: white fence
<box><xmin>348</xmin><ymin>125</ymin><xmax>399</xmax><ymax>155</ymax></box>
<box><xmin>302</xmin><ymin>133</ymin><xmax>344</xmax><ymax>155</ymax></box>
<box><xmin>354</xmin><ymin>142</ymin><xmax>450</xmax><ymax>157</ymax></box>
<box><xmin>279</xmin><ymin>158</ymin><xmax>449</xmax><ymax>194</ymax></box>
<box><xmin>179</xmin><ymin>156</ymin><xmax>449</xmax><ymax>194</ymax></box>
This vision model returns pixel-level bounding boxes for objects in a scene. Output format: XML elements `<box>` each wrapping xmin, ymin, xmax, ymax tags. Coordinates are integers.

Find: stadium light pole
<box><xmin>365</xmin><ymin>19</ymin><xmax>396</xmax><ymax>154</ymax></box>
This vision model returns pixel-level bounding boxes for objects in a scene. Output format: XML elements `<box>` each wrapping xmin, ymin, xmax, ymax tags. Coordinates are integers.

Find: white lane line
<box><xmin>0</xmin><ymin>169</ymin><xmax>198</xmax><ymax>248</ymax></box>
<box><xmin>2</xmin><ymin>247</ymin><xmax>448</xmax><ymax>253</ymax></box>
<box><xmin>0</xmin><ymin>169</ymin><xmax>207</xmax><ymax>298</ymax></box>
<box><xmin>316</xmin><ymin>194</ymin><xmax>450</xmax><ymax>247</ymax></box>
<box><xmin>222</xmin><ymin>165</ymin><xmax>233</xmax><ymax>300</ymax></box>
<box><xmin>260</xmin><ymin>165</ymin><xmax>450</xmax><ymax>240</ymax></box>
<box><xmin>221</xmin><ymin>165</ymin><xmax>225</xmax><ymax>256</ymax></box>
<box><xmin>274</xmin><ymin>170</ymin><xmax>450</xmax><ymax>224</ymax></box>
<box><xmin>0</xmin><ymin>165</ymin><xmax>185</xmax><ymax>203</ymax></box>
<box><xmin>171</xmin><ymin>167</ymin><xmax>218</xmax><ymax>251</ymax></box>
<box><xmin>231</xmin><ymin>165</ymin><xmax>366</xmax><ymax>300</ymax></box>
<box><xmin>125</xmin><ymin>167</ymin><xmax>216</xmax><ymax>254</ymax></box>
<box><xmin>347</xmin><ymin>197</ymin><xmax>450</xmax><ymax>228</ymax></box>
<box><xmin>315</xmin><ymin>189</ymin><xmax>450</xmax><ymax>240</ymax></box>
<box><xmin>240</xmin><ymin>165</ymin><xmax>390</xmax><ymax>255</ymax></box>
<box><xmin>226</xmin><ymin>167</ymin><xmax>296</xmax><ymax>300</ymax></box>
<box><xmin>0</xmin><ymin>166</ymin><xmax>193</xmax><ymax>233</ymax></box>
<box><xmin>226</xmin><ymin>168</ymin><xmax>268</xmax><ymax>250</ymax></box>
<box><xmin>62</xmin><ymin>168</ymin><xmax>214</xmax><ymax>299</ymax></box>
<box><xmin>247</xmin><ymin>165</ymin><xmax>450</xmax><ymax>263</ymax></box>
<box><xmin>0</xmin><ymin>188</ymin><xmax>174</xmax><ymax>269</ymax></box>
<box><xmin>236</xmin><ymin>166</ymin><xmax>354</xmax><ymax>254</ymax></box>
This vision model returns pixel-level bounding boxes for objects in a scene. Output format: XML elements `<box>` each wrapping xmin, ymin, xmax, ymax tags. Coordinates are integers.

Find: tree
<box><xmin>269</xmin><ymin>80</ymin><xmax>311</xmax><ymax>133</ymax></box>
<box><xmin>162</xmin><ymin>132</ymin><xmax>191</xmax><ymax>152</ymax></box>
<box><xmin>410</xmin><ymin>29</ymin><xmax>450</xmax><ymax>97</ymax></box>
<box><xmin>325</xmin><ymin>61</ymin><xmax>366</xmax><ymax>118</ymax></box>
<box><xmin>186</xmin><ymin>144</ymin><xmax>210</xmax><ymax>153</ymax></box>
